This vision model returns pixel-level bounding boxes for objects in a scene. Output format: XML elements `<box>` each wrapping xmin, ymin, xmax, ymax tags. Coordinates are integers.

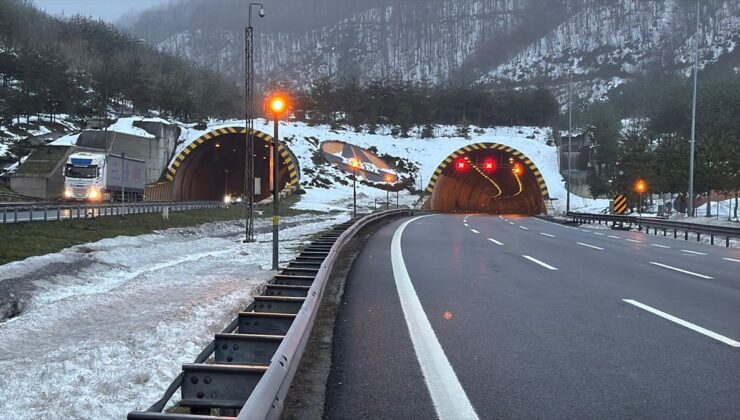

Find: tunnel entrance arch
<box><xmin>165</xmin><ymin>127</ymin><xmax>300</xmax><ymax>201</ymax></box>
<box><xmin>425</xmin><ymin>142</ymin><xmax>551</xmax><ymax>214</ymax></box>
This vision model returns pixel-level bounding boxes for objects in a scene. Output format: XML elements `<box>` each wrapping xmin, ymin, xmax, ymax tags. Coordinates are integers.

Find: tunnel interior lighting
<box><xmin>483</xmin><ymin>159</ymin><xmax>496</xmax><ymax>173</ymax></box>
<box><xmin>455</xmin><ymin>158</ymin><xmax>469</xmax><ymax>171</ymax></box>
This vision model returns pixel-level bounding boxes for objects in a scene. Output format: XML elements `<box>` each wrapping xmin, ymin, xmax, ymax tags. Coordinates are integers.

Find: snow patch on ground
<box><xmin>0</xmin><ymin>213</ymin><xmax>348</xmax><ymax>419</ymax></box>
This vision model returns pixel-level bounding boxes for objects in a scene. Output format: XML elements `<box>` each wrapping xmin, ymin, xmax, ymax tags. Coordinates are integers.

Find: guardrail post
<box><xmin>727</xmin><ymin>236</ymin><xmax>730</xmax><ymax>247</ymax></box>
<box><xmin>3</xmin><ymin>207</ymin><xmax>6</xmax><ymax>224</ymax></box>
<box><xmin>696</xmin><ymin>232</ymin><xmax>701</xmax><ymax>242</ymax></box>
<box><xmin>14</xmin><ymin>208</ymin><xmax>18</xmax><ymax>223</ymax></box>
<box><xmin>710</xmin><ymin>234</ymin><xmax>714</xmax><ymax>245</ymax></box>
<box><xmin>684</xmin><ymin>230</ymin><xmax>688</xmax><ymax>240</ymax></box>
<box><xmin>673</xmin><ymin>229</ymin><xmax>677</xmax><ymax>238</ymax></box>
<box><xmin>57</xmin><ymin>206</ymin><xmax>61</xmax><ymax>221</ymax></box>
<box><xmin>44</xmin><ymin>206</ymin><xmax>47</xmax><ymax>222</ymax></box>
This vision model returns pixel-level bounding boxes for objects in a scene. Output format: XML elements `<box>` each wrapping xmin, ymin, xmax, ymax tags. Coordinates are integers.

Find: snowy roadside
<box><xmin>0</xmin><ymin>212</ymin><xmax>348</xmax><ymax>419</ymax></box>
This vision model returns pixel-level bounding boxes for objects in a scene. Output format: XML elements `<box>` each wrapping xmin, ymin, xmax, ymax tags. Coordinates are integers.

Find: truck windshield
<box><xmin>66</xmin><ymin>164</ymin><xmax>98</xmax><ymax>178</ymax></box>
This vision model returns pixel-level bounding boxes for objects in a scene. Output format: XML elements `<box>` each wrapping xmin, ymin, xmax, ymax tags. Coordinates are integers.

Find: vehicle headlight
<box><xmin>236</xmin><ymin>197</ymin><xmax>243</xmax><ymax>203</ymax></box>
<box><xmin>89</xmin><ymin>189</ymin><xmax>99</xmax><ymax>199</ymax></box>
<box><xmin>224</xmin><ymin>195</ymin><xmax>232</xmax><ymax>204</ymax></box>
<box><xmin>64</xmin><ymin>188</ymin><xmax>73</xmax><ymax>198</ymax></box>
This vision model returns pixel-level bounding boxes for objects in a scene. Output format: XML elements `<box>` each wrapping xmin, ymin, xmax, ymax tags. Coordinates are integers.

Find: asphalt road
<box><xmin>324</xmin><ymin>213</ymin><xmax>740</xmax><ymax>419</ymax></box>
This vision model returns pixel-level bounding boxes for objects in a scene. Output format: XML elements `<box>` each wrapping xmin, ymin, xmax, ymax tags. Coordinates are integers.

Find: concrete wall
<box><xmin>76</xmin><ymin>131</ymin><xmax>169</xmax><ymax>185</ymax></box>
<box><xmin>10</xmin><ymin>176</ymin><xmax>47</xmax><ymax>199</ymax></box>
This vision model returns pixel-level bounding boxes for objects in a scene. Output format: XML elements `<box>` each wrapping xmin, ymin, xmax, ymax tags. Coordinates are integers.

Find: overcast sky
<box><xmin>33</xmin><ymin>0</ymin><xmax>170</xmax><ymax>23</ymax></box>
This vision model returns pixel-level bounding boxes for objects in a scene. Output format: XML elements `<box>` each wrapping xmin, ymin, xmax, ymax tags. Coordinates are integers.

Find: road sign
<box><xmin>613</xmin><ymin>194</ymin><xmax>627</xmax><ymax>214</ymax></box>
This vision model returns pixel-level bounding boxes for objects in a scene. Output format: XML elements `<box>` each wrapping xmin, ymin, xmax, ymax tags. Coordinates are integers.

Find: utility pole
<box><xmin>244</xmin><ymin>3</ymin><xmax>264</xmax><ymax>243</ymax></box>
<box><xmin>687</xmin><ymin>0</ymin><xmax>700</xmax><ymax>218</ymax></box>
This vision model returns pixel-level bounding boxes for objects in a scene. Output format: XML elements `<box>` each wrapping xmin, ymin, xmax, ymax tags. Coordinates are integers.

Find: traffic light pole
<box><xmin>272</xmin><ymin>117</ymin><xmax>280</xmax><ymax>271</ymax></box>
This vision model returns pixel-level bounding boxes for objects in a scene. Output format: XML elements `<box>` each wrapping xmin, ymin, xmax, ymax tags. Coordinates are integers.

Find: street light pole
<box><xmin>268</xmin><ymin>95</ymin><xmax>286</xmax><ymax>271</ymax></box>
<box><xmin>244</xmin><ymin>3</ymin><xmax>264</xmax><ymax>243</ymax></box>
<box><xmin>272</xmin><ymin>112</ymin><xmax>279</xmax><ymax>271</ymax></box>
<box><xmin>687</xmin><ymin>0</ymin><xmax>700</xmax><ymax>217</ymax></box>
<box><xmin>224</xmin><ymin>169</ymin><xmax>229</xmax><ymax>198</ymax></box>
<box><xmin>566</xmin><ymin>71</ymin><xmax>572</xmax><ymax>214</ymax></box>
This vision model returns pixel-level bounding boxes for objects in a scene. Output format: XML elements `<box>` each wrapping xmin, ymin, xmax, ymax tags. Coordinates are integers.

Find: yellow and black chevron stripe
<box><xmin>425</xmin><ymin>142</ymin><xmax>550</xmax><ymax>202</ymax></box>
<box><xmin>165</xmin><ymin>127</ymin><xmax>300</xmax><ymax>187</ymax></box>
<box><xmin>613</xmin><ymin>194</ymin><xmax>628</xmax><ymax>214</ymax></box>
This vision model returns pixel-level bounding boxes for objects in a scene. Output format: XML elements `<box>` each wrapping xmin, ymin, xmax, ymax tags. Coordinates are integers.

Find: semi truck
<box><xmin>63</xmin><ymin>152</ymin><xmax>146</xmax><ymax>201</ymax></box>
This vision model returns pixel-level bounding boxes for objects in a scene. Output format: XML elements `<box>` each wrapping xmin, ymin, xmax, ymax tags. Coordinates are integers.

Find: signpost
<box><xmin>613</xmin><ymin>194</ymin><xmax>627</xmax><ymax>214</ymax></box>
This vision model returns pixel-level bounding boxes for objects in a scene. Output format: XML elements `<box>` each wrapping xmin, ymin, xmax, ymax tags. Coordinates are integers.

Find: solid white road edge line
<box><xmin>649</xmin><ymin>262</ymin><xmax>713</xmax><ymax>279</ymax></box>
<box><xmin>681</xmin><ymin>249</ymin><xmax>707</xmax><ymax>255</ymax></box>
<box><xmin>539</xmin><ymin>232</ymin><xmax>555</xmax><ymax>238</ymax></box>
<box><xmin>577</xmin><ymin>242</ymin><xmax>604</xmax><ymax>250</ymax></box>
<box><xmin>522</xmin><ymin>255</ymin><xmax>558</xmax><ymax>270</ymax></box>
<box><xmin>391</xmin><ymin>215</ymin><xmax>479</xmax><ymax>420</ymax></box>
<box><xmin>487</xmin><ymin>238</ymin><xmax>503</xmax><ymax>245</ymax></box>
<box><xmin>623</xmin><ymin>299</ymin><xmax>740</xmax><ymax>347</ymax></box>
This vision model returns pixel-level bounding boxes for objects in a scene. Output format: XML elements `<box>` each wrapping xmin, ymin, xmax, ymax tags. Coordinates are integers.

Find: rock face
<box><xmin>123</xmin><ymin>0</ymin><xmax>740</xmax><ymax>101</ymax></box>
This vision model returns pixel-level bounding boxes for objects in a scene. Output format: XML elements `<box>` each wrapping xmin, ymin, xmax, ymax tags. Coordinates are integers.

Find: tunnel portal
<box><xmin>166</xmin><ymin>127</ymin><xmax>299</xmax><ymax>201</ymax></box>
<box><xmin>427</xmin><ymin>143</ymin><xmax>550</xmax><ymax>214</ymax></box>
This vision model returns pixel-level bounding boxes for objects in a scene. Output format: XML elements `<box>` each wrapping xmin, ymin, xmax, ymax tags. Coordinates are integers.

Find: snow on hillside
<box><xmin>176</xmin><ymin>120</ymin><xmax>608</xmax><ymax>214</ymax></box>
<box><xmin>480</xmin><ymin>0</ymin><xmax>740</xmax><ymax>103</ymax></box>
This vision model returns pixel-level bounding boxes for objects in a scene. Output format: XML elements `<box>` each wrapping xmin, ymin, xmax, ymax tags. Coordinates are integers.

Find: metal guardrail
<box><xmin>238</xmin><ymin>208</ymin><xmax>411</xmax><ymax>420</ymax></box>
<box><xmin>567</xmin><ymin>212</ymin><xmax>740</xmax><ymax>247</ymax></box>
<box><xmin>128</xmin><ymin>208</ymin><xmax>411</xmax><ymax>419</ymax></box>
<box><xmin>0</xmin><ymin>201</ymin><xmax>226</xmax><ymax>224</ymax></box>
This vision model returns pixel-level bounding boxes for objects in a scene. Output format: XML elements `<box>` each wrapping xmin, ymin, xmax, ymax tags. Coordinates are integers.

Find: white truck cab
<box><xmin>64</xmin><ymin>152</ymin><xmax>106</xmax><ymax>201</ymax></box>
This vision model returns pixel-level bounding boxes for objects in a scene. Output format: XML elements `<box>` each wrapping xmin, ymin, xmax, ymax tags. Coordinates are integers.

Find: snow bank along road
<box><xmin>325</xmin><ymin>214</ymin><xmax>740</xmax><ymax>419</ymax></box>
<box><xmin>0</xmin><ymin>213</ymin><xmax>348</xmax><ymax>419</ymax></box>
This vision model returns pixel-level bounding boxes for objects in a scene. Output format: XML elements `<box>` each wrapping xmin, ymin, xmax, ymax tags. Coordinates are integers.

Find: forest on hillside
<box><xmin>0</xmin><ymin>0</ymin><xmax>241</xmax><ymax>124</ymax></box>
<box><xmin>288</xmin><ymin>76</ymin><xmax>560</xmax><ymax>137</ymax></box>
<box><xmin>570</xmin><ymin>61</ymin><xmax>740</xmax><ymax>206</ymax></box>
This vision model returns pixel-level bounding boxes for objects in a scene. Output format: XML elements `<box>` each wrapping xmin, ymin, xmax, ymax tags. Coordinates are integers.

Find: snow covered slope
<box><xmin>480</xmin><ymin>0</ymin><xmax>740</xmax><ymax>102</ymax></box>
<box><xmin>176</xmin><ymin>120</ymin><xmax>607</xmax><ymax>214</ymax></box>
<box><xmin>0</xmin><ymin>214</ymin><xmax>347</xmax><ymax>418</ymax></box>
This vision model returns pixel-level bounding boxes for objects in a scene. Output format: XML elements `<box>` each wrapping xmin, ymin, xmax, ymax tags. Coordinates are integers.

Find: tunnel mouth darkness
<box><xmin>167</xmin><ymin>128</ymin><xmax>299</xmax><ymax>201</ymax></box>
<box><xmin>427</xmin><ymin>143</ymin><xmax>549</xmax><ymax>215</ymax></box>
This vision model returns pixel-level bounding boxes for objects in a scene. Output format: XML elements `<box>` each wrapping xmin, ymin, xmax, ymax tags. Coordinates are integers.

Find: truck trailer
<box><xmin>63</xmin><ymin>152</ymin><xmax>146</xmax><ymax>201</ymax></box>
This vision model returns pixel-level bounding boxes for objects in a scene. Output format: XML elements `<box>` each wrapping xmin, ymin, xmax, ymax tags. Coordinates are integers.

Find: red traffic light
<box><xmin>455</xmin><ymin>158</ymin><xmax>469</xmax><ymax>171</ymax></box>
<box><xmin>483</xmin><ymin>159</ymin><xmax>496</xmax><ymax>173</ymax></box>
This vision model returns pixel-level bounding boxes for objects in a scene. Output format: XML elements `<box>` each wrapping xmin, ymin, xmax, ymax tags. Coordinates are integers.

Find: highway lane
<box><xmin>324</xmin><ymin>213</ymin><xmax>739</xmax><ymax>419</ymax></box>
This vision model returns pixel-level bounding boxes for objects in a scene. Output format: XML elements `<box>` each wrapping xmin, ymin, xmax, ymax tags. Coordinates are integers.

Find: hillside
<box><xmin>123</xmin><ymin>0</ymin><xmax>740</xmax><ymax>102</ymax></box>
<box><xmin>0</xmin><ymin>0</ymin><xmax>240</xmax><ymax>129</ymax></box>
